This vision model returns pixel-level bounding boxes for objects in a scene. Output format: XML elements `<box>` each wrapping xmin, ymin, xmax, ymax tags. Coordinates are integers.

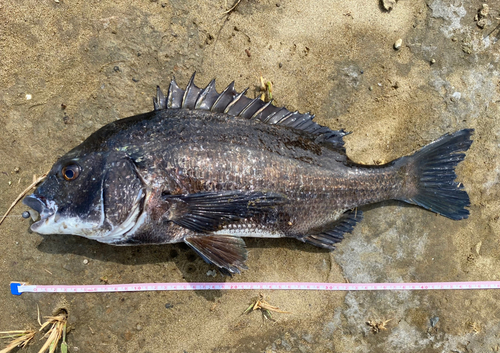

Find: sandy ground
<box><xmin>1</xmin><ymin>0</ymin><xmax>500</xmax><ymax>352</ymax></box>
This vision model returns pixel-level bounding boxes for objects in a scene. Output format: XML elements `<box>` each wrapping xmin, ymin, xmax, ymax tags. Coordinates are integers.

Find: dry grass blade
<box><xmin>0</xmin><ymin>330</ymin><xmax>36</xmax><ymax>353</ymax></box>
<box><xmin>0</xmin><ymin>172</ymin><xmax>48</xmax><ymax>226</ymax></box>
<box><xmin>60</xmin><ymin>323</ymin><xmax>68</xmax><ymax>353</ymax></box>
<box><xmin>0</xmin><ymin>306</ymin><xmax>69</xmax><ymax>353</ymax></box>
<box><xmin>244</xmin><ymin>293</ymin><xmax>290</xmax><ymax>314</ymax></box>
<box><xmin>223</xmin><ymin>0</ymin><xmax>242</xmax><ymax>14</ymax></box>
<box><xmin>366</xmin><ymin>318</ymin><xmax>393</xmax><ymax>334</ymax></box>
<box><xmin>37</xmin><ymin>305</ymin><xmax>42</xmax><ymax>327</ymax></box>
<box><xmin>38</xmin><ymin>313</ymin><xmax>67</xmax><ymax>353</ymax></box>
<box><xmin>244</xmin><ymin>293</ymin><xmax>290</xmax><ymax>321</ymax></box>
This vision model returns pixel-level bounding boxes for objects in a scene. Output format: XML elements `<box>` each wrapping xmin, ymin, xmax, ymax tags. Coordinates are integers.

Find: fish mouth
<box><xmin>22</xmin><ymin>195</ymin><xmax>56</xmax><ymax>232</ymax></box>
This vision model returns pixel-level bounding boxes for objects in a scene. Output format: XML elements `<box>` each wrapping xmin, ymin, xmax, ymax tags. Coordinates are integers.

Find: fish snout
<box><xmin>22</xmin><ymin>194</ymin><xmax>55</xmax><ymax>222</ymax></box>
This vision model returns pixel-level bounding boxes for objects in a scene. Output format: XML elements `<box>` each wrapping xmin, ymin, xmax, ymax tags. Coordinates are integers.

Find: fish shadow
<box><xmin>34</xmin><ymin>201</ymin><xmax>414</xmax><ymax>299</ymax></box>
<box><xmin>35</xmin><ymin>234</ymin><xmax>231</xmax><ymax>300</ymax></box>
<box><xmin>35</xmin><ymin>234</ymin><xmax>307</xmax><ymax>301</ymax></box>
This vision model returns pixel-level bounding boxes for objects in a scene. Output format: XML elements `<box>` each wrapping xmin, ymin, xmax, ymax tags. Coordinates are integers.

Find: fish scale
<box><xmin>23</xmin><ymin>73</ymin><xmax>473</xmax><ymax>275</ymax></box>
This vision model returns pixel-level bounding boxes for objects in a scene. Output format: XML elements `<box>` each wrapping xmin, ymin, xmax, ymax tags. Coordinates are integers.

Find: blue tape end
<box><xmin>10</xmin><ymin>282</ymin><xmax>22</xmax><ymax>296</ymax></box>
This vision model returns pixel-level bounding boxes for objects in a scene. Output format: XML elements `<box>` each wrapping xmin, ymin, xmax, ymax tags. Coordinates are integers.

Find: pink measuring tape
<box><xmin>10</xmin><ymin>281</ymin><xmax>500</xmax><ymax>295</ymax></box>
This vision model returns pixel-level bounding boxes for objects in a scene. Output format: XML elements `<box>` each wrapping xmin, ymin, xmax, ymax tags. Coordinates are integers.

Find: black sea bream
<box><xmin>23</xmin><ymin>74</ymin><xmax>473</xmax><ymax>274</ymax></box>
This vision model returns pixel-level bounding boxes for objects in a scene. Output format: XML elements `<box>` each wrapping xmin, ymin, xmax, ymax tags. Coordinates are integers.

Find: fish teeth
<box><xmin>29</xmin><ymin>209</ymin><xmax>40</xmax><ymax>221</ymax></box>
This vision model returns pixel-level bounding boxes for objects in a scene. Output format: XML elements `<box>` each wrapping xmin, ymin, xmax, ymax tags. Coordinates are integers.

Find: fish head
<box><xmin>23</xmin><ymin>150</ymin><xmax>146</xmax><ymax>243</ymax></box>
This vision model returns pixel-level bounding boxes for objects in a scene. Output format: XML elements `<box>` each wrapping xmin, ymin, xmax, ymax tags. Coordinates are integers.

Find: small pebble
<box><xmin>394</xmin><ymin>38</ymin><xmax>403</xmax><ymax>50</ymax></box>
<box><xmin>430</xmin><ymin>58</ymin><xmax>436</xmax><ymax>64</ymax></box>
<box><xmin>83</xmin><ymin>259</ymin><xmax>89</xmax><ymax>265</ymax></box>
<box><xmin>26</xmin><ymin>94</ymin><xmax>32</xmax><ymax>100</ymax></box>
<box><xmin>113</xmin><ymin>66</ymin><xmax>120</xmax><ymax>72</ymax></box>
<box><xmin>475</xmin><ymin>241</ymin><xmax>482</xmax><ymax>255</ymax></box>
<box><xmin>479</xmin><ymin>3</ymin><xmax>489</xmax><ymax>17</ymax></box>
<box><xmin>430</xmin><ymin>316</ymin><xmax>439</xmax><ymax>327</ymax></box>
<box><xmin>14</xmin><ymin>167</ymin><xmax>20</xmax><ymax>173</ymax></box>
<box><xmin>477</xmin><ymin>18</ymin><xmax>487</xmax><ymax>28</ymax></box>
<box><xmin>22</xmin><ymin>211</ymin><xmax>30</xmax><ymax>219</ymax></box>
<box><xmin>136</xmin><ymin>324</ymin><xmax>143</xmax><ymax>331</ymax></box>
<box><xmin>302</xmin><ymin>333</ymin><xmax>313</xmax><ymax>343</ymax></box>
<box><xmin>165</xmin><ymin>303</ymin><xmax>174</xmax><ymax>309</ymax></box>
<box><xmin>450</xmin><ymin>91</ymin><xmax>461</xmax><ymax>102</ymax></box>
<box><xmin>382</xmin><ymin>0</ymin><xmax>397</xmax><ymax>11</ymax></box>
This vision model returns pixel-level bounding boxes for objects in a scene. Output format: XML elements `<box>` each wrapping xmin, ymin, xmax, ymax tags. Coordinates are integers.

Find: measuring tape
<box><xmin>10</xmin><ymin>281</ymin><xmax>500</xmax><ymax>295</ymax></box>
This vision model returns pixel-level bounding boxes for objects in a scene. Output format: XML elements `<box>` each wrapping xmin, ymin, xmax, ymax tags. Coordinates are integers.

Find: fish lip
<box><xmin>22</xmin><ymin>195</ymin><xmax>56</xmax><ymax>230</ymax></box>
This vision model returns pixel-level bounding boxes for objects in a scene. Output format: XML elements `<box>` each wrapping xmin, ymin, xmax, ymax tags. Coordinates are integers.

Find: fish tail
<box><xmin>396</xmin><ymin>129</ymin><xmax>473</xmax><ymax>220</ymax></box>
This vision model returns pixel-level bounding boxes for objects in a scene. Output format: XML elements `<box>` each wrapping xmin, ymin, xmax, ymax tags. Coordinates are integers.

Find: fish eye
<box><xmin>61</xmin><ymin>163</ymin><xmax>81</xmax><ymax>181</ymax></box>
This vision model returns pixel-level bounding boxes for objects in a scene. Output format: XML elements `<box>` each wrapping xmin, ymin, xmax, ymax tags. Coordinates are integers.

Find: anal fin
<box><xmin>301</xmin><ymin>209</ymin><xmax>363</xmax><ymax>250</ymax></box>
<box><xmin>184</xmin><ymin>234</ymin><xmax>248</xmax><ymax>275</ymax></box>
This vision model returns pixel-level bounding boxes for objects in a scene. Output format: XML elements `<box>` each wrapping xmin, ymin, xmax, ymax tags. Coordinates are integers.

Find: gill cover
<box><xmin>101</xmin><ymin>155</ymin><xmax>146</xmax><ymax>241</ymax></box>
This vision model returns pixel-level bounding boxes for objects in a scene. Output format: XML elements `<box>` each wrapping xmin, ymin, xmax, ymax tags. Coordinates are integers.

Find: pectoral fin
<box><xmin>301</xmin><ymin>209</ymin><xmax>363</xmax><ymax>250</ymax></box>
<box><xmin>164</xmin><ymin>191</ymin><xmax>286</xmax><ymax>233</ymax></box>
<box><xmin>184</xmin><ymin>234</ymin><xmax>248</xmax><ymax>275</ymax></box>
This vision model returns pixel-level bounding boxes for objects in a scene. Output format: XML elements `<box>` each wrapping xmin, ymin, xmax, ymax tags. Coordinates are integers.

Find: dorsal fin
<box><xmin>153</xmin><ymin>73</ymin><xmax>350</xmax><ymax>152</ymax></box>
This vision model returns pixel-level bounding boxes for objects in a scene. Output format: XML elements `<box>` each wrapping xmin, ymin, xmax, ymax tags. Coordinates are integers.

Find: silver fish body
<box><xmin>23</xmin><ymin>74</ymin><xmax>473</xmax><ymax>274</ymax></box>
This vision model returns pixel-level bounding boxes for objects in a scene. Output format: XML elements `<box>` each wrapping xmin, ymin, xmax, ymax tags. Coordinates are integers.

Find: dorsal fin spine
<box><xmin>224</xmin><ymin>88</ymin><xmax>249</xmax><ymax>114</ymax></box>
<box><xmin>195</xmin><ymin>79</ymin><xmax>217</xmax><ymax>109</ymax></box>
<box><xmin>181</xmin><ymin>73</ymin><xmax>197</xmax><ymax>109</ymax></box>
<box><xmin>154</xmin><ymin>86</ymin><xmax>166</xmax><ymax>110</ymax></box>
<box><xmin>211</xmin><ymin>82</ymin><xmax>236</xmax><ymax>112</ymax></box>
<box><xmin>262</xmin><ymin>110</ymin><xmax>278</xmax><ymax>123</ymax></box>
<box><xmin>156</xmin><ymin>74</ymin><xmax>349</xmax><ymax>152</ymax></box>
<box><xmin>167</xmin><ymin>77</ymin><xmax>183</xmax><ymax>109</ymax></box>
<box><xmin>250</xmin><ymin>100</ymin><xmax>273</xmax><ymax>120</ymax></box>
<box><xmin>238</xmin><ymin>97</ymin><xmax>265</xmax><ymax>118</ymax></box>
<box><xmin>277</xmin><ymin>111</ymin><xmax>295</xmax><ymax>124</ymax></box>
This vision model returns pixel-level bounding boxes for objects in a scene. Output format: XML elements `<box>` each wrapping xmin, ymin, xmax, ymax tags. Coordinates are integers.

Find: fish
<box><xmin>23</xmin><ymin>73</ymin><xmax>473</xmax><ymax>274</ymax></box>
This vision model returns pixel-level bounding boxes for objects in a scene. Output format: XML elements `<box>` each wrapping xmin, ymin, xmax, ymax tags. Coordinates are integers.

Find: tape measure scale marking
<box><xmin>9</xmin><ymin>281</ymin><xmax>500</xmax><ymax>296</ymax></box>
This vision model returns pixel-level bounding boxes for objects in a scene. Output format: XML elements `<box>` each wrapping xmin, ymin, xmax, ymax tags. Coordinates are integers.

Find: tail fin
<box><xmin>397</xmin><ymin>129</ymin><xmax>473</xmax><ymax>220</ymax></box>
